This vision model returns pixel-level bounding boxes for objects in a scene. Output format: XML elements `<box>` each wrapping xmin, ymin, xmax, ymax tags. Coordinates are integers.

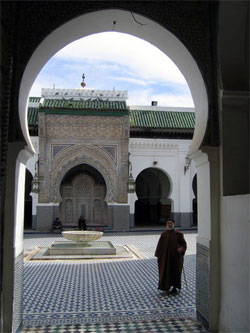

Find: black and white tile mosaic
<box><xmin>19</xmin><ymin>232</ymin><xmax>206</xmax><ymax>332</ymax></box>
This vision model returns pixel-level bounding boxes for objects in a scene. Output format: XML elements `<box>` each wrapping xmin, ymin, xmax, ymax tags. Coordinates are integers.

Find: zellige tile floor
<box><xmin>19</xmin><ymin>231</ymin><xmax>206</xmax><ymax>332</ymax></box>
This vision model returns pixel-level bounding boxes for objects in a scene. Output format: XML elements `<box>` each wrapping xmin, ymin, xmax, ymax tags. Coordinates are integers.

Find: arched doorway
<box><xmin>59</xmin><ymin>164</ymin><xmax>107</xmax><ymax>226</ymax></box>
<box><xmin>135</xmin><ymin>168</ymin><xmax>171</xmax><ymax>226</ymax></box>
<box><xmin>24</xmin><ymin>169</ymin><xmax>33</xmax><ymax>229</ymax></box>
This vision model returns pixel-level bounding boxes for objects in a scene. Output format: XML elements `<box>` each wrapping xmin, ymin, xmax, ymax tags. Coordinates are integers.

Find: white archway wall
<box><xmin>15</xmin><ymin>148</ymin><xmax>34</xmax><ymax>255</ymax></box>
<box><xmin>25</xmin><ymin>137</ymin><xmax>39</xmax><ymax>227</ymax></box>
<box><xmin>189</xmin><ymin>150</ymin><xmax>211</xmax><ymax>239</ymax></box>
<box><xmin>129</xmin><ymin>138</ymin><xmax>195</xmax><ymax>215</ymax></box>
<box><xmin>26</xmin><ymin>136</ymin><xmax>39</xmax><ymax>176</ymax></box>
<box><xmin>19</xmin><ymin>9</ymin><xmax>208</xmax><ymax>155</ymax></box>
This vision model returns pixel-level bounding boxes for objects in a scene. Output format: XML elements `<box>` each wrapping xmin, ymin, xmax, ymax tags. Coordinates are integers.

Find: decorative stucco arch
<box><xmin>19</xmin><ymin>8</ymin><xmax>208</xmax><ymax>156</ymax></box>
<box><xmin>50</xmin><ymin>144</ymin><xmax>117</xmax><ymax>203</ymax></box>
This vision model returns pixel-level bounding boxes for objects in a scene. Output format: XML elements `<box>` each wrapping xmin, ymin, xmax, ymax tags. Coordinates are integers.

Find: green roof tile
<box><xmin>41</xmin><ymin>99</ymin><xmax>127</xmax><ymax>111</ymax></box>
<box><xmin>28</xmin><ymin>103</ymin><xmax>195</xmax><ymax>130</ymax></box>
<box><xmin>130</xmin><ymin>109</ymin><xmax>195</xmax><ymax>129</ymax></box>
<box><xmin>29</xmin><ymin>97</ymin><xmax>41</xmax><ymax>103</ymax></box>
<box><xmin>28</xmin><ymin>107</ymin><xmax>39</xmax><ymax>125</ymax></box>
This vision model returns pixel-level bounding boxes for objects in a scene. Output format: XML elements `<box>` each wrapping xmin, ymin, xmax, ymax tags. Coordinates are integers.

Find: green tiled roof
<box><xmin>41</xmin><ymin>99</ymin><xmax>127</xmax><ymax>111</ymax></box>
<box><xmin>27</xmin><ymin>103</ymin><xmax>195</xmax><ymax>130</ymax></box>
<box><xmin>130</xmin><ymin>109</ymin><xmax>195</xmax><ymax>129</ymax></box>
<box><xmin>29</xmin><ymin>97</ymin><xmax>41</xmax><ymax>103</ymax></box>
<box><xmin>28</xmin><ymin>107</ymin><xmax>39</xmax><ymax>125</ymax></box>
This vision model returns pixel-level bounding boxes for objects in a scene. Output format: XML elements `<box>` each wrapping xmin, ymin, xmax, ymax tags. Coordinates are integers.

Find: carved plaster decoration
<box><xmin>45</xmin><ymin>114</ymin><xmax>124</xmax><ymax>139</ymax></box>
<box><xmin>42</xmin><ymin>88</ymin><xmax>128</xmax><ymax>100</ymax></box>
<box><xmin>99</xmin><ymin>145</ymin><xmax>117</xmax><ymax>164</ymax></box>
<box><xmin>38</xmin><ymin>113</ymin><xmax>46</xmax><ymax>137</ymax></box>
<box><xmin>51</xmin><ymin>144</ymin><xmax>73</xmax><ymax>159</ymax></box>
<box><xmin>60</xmin><ymin>173</ymin><xmax>107</xmax><ymax>224</ymax></box>
<box><xmin>50</xmin><ymin>144</ymin><xmax>117</xmax><ymax>203</ymax></box>
<box><xmin>129</xmin><ymin>142</ymin><xmax>179</xmax><ymax>150</ymax></box>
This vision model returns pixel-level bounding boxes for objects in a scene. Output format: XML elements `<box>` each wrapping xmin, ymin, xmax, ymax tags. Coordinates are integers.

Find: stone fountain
<box><xmin>29</xmin><ymin>230</ymin><xmax>138</xmax><ymax>261</ymax></box>
<box><xmin>48</xmin><ymin>230</ymin><xmax>116</xmax><ymax>256</ymax></box>
<box><xmin>62</xmin><ymin>230</ymin><xmax>103</xmax><ymax>243</ymax></box>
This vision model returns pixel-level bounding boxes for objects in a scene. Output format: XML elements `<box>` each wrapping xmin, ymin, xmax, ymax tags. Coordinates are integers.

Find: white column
<box><xmin>179</xmin><ymin>146</ymin><xmax>192</xmax><ymax>213</ymax></box>
<box><xmin>190</xmin><ymin>147</ymin><xmax>220</xmax><ymax>331</ymax></box>
<box><xmin>3</xmin><ymin>144</ymin><xmax>34</xmax><ymax>332</ymax></box>
<box><xmin>128</xmin><ymin>191</ymin><xmax>137</xmax><ymax>227</ymax></box>
<box><xmin>189</xmin><ymin>150</ymin><xmax>211</xmax><ymax>239</ymax></box>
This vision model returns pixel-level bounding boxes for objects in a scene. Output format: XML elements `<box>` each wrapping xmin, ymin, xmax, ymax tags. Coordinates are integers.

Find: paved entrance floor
<box><xmin>20</xmin><ymin>231</ymin><xmax>206</xmax><ymax>332</ymax></box>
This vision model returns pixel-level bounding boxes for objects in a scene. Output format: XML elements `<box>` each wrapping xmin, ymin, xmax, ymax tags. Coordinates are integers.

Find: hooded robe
<box><xmin>155</xmin><ymin>229</ymin><xmax>187</xmax><ymax>291</ymax></box>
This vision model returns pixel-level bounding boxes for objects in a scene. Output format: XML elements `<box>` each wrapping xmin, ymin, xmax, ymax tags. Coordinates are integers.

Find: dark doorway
<box><xmin>135</xmin><ymin>168</ymin><xmax>171</xmax><ymax>226</ymax></box>
<box><xmin>24</xmin><ymin>169</ymin><xmax>33</xmax><ymax>229</ymax></box>
<box><xmin>192</xmin><ymin>174</ymin><xmax>197</xmax><ymax>227</ymax></box>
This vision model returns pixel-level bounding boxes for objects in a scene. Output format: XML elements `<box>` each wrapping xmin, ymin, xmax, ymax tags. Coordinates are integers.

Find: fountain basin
<box><xmin>62</xmin><ymin>230</ymin><xmax>103</xmax><ymax>243</ymax></box>
<box><xmin>49</xmin><ymin>241</ymin><xmax>116</xmax><ymax>255</ymax></box>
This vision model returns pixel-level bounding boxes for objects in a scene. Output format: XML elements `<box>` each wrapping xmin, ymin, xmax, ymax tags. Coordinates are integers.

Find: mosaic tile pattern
<box><xmin>14</xmin><ymin>253</ymin><xmax>24</xmax><ymax>332</ymax></box>
<box><xmin>196</xmin><ymin>242</ymin><xmax>209</xmax><ymax>330</ymax></box>
<box><xmin>21</xmin><ymin>317</ymin><xmax>206</xmax><ymax>332</ymax></box>
<box><xmin>20</xmin><ymin>232</ymin><xmax>205</xmax><ymax>332</ymax></box>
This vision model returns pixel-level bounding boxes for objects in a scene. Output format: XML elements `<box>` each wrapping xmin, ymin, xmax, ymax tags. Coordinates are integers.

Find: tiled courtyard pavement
<box><xmin>19</xmin><ymin>231</ymin><xmax>206</xmax><ymax>332</ymax></box>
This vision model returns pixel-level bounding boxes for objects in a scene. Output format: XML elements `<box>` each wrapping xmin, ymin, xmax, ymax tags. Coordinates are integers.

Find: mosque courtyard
<box><xmin>20</xmin><ymin>231</ymin><xmax>206</xmax><ymax>332</ymax></box>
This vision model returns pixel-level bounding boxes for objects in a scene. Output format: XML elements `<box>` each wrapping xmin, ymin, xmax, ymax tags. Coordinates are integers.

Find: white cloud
<box><xmin>127</xmin><ymin>88</ymin><xmax>194</xmax><ymax>107</ymax></box>
<box><xmin>29</xmin><ymin>73</ymin><xmax>80</xmax><ymax>96</ymax></box>
<box><xmin>108</xmin><ymin>76</ymin><xmax>148</xmax><ymax>86</ymax></box>
<box><xmin>55</xmin><ymin>32</ymin><xmax>187</xmax><ymax>86</ymax></box>
<box><xmin>128</xmin><ymin>88</ymin><xmax>154</xmax><ymax>105</ymax></box>
<box><xmin>29</xmin><ymin>32</ymin><xmax>193</xmax><ymax>107</ymax></box>
<box><xmin>150</xmin><ymin>92</ymin><xmax>194</xmax><ymax>107</ymax></box>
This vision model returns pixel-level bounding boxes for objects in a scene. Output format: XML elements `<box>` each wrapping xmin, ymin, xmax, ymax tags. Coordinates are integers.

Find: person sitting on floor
<box><xmin>52</xmin><ymin>217</ymin><xmax>63</xmax><ymax>232</ymax></box>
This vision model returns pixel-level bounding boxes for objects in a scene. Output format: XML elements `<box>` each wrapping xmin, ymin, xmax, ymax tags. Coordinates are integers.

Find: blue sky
<box><xmin>29</xmin><ymin>32</ymin><xmax>194</xmax><ymax>107</ymax></box>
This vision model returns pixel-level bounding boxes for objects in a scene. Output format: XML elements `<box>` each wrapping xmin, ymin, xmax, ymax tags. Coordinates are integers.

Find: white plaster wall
<box><xmin>14</xmin><ymin>161</ymin><xmax>26</xmax><ymax>257</ymax></box>
<box><xmin>179</xmin><ymin>143</ymin><xmax>193</xmax><ymax>212</ymax></box>
<box><xmin>219</xmin><ymin>194</ymin><xmax>250</xmax><ymax>332</ymax></box>
<box><xmin>26</xmin><ymin>136</ymin><xmax>39</xmax><ymax>217</ymax></box>
<box><xmin>129</xmin><ymin>138</ymin><xmax>195</xmax><ymax>214</ymax></box>
<box><xmin>15</xmin><ymin>148</ymin><xmax>33</xmax><ymax>256</ymax></box>
<box><xmin>190</xmin><ymin>150</ymin><xmax>211</xmax><ymax>239</ymax></box>
<box><xmin>26</xmin><ymin>136</ymin><xmax>39</xmax><ymax>176</ymax></box>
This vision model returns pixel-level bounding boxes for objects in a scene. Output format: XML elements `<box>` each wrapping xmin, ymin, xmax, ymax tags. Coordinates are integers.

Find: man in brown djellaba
<box><xmin>155</xmin><ymin>218</ymin><xmax>187</xmax><ymax>295</ymax></box>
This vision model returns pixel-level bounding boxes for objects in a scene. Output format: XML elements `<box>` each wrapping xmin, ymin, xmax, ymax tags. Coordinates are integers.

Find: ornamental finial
<box><xmin>81</xmin><ymin>73</ymin><xmax>86</xmax><ymax>88</ymax></box>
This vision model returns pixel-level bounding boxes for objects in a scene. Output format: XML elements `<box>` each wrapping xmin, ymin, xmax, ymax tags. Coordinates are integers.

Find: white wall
<box><xmin>26</xmin><ymin>136</ymin><xmax>39</xmax><ymax>220</ymax></box>
<box><xmin>15</xmin><ymin>148</ymin><xmax>34</xmax><ymax>255</ymax></box>
<box><xmin>26</xmin><ymin>136</ymin><xmax>39</xmax><ymax>176</ymax></box>
<box><xmin>219</xmin><ymin>194</ymin><xmax>250</xmax><ymax>332</ymax></box>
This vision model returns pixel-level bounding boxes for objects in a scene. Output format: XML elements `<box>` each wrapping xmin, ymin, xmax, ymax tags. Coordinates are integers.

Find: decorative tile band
<box><xmin>196</xmin><ymin>242</ymin><xmax>209</xmax><ymax>329</ymax></box>
<box><xmin>13</xmin><ymin>253</ymin><xmax>24</xmax><ymax>332</ymax></box>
